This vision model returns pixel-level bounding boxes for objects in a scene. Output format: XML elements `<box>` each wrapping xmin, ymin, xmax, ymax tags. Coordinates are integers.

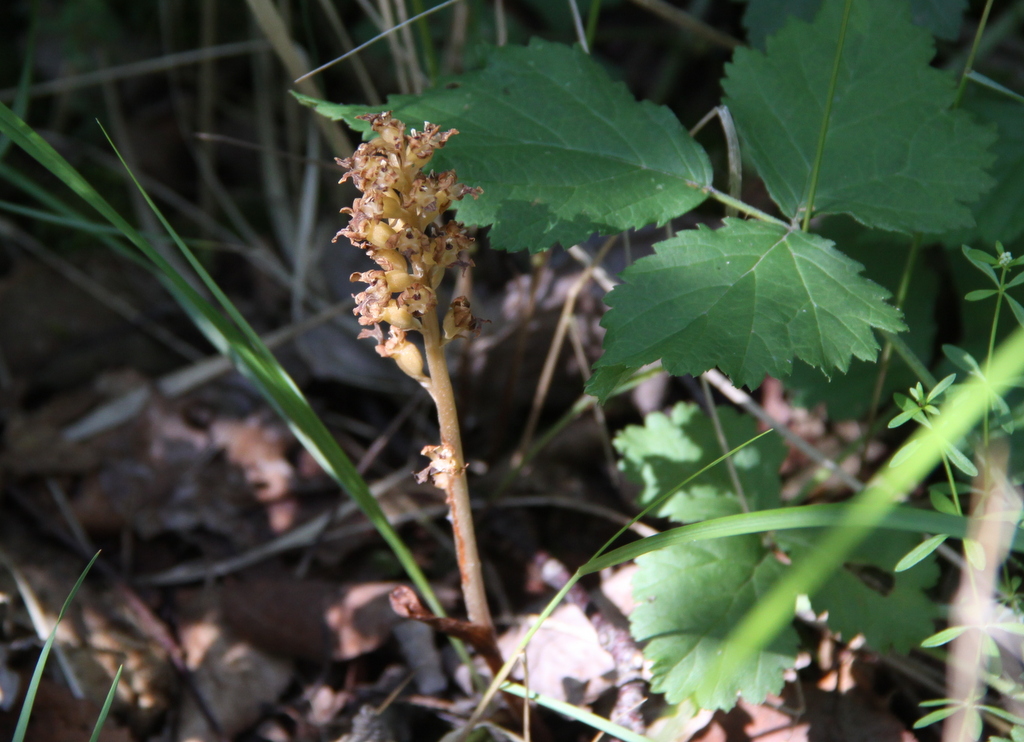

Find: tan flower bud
<box><xmin>377</xmin><ymin>328</ymin><xmax>426</xmax><ymax>381</ymax></box>
<box><xmin>384</xmin><ymin>270</ymin><xmax>415</xmax><ymax>293</ymax></box>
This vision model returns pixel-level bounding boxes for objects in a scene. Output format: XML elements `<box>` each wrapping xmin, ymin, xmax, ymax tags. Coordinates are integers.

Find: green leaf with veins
<box><xmin>615</xmin><ymin>402</ymin><xmax>787</xmax><ymax>520</ymax></box>
<box><xmin>961</xmin><ymin>88</ymin><xmax>1024</xmax><ymax>245</ymax></box>
<box><xmin>785</xmin><ymin>216</ymin><xmax>938</xmax><ymax>419</ymax></box>
<box><xmin>595</xmin><ymin>219</ymin><xmax>905</xmax><ymax>389</ymax></box>
<box><xmin>298</xmin><ymin>39</ymin><xmax>713</xmax><ymax>253</ymax></box>
<box><xmin>723</xmin><ymin>0</ymin><xmax>994</xmax><ymax>233</ymax></box>
<box><xmin>631</xmin><ymin>535</ymin><xmax>797</xmax><ymax>710</ymax></box>
<box><xmin>779</xmin><ymin>529</ymin><xmax>940</xmax><ymax>652</ymax></box>
<box><xmin>738</xmin><ymin>0</ymin><xmax>967</xmax><ymax>48</ymax></box>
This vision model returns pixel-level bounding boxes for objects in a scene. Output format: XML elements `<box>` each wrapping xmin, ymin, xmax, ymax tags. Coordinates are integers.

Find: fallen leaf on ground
<box><xmin>176</xmin><ymin>588</ymin><xmax>294</xmax><ymax>742</ymax></box>
<box><xmin>497</xmin><ymin>603</ymin><xmax>616</xmax><ymax>706</ymax></box>
<box><xmin>223</xmin><ymin>579</ymin><xmax>403</xmax><ymax>662</ymax></box>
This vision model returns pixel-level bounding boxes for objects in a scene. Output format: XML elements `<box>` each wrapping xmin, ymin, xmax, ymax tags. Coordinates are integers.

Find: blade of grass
<box><xmin>0</xmin><ymin>100</ymin><xmax>445</xmax><ymax>617</ymax></box>
<box><xmin>10</xmin><ymin>552</ymin><xmax>100</xmax><ymax>742</ymax></box>
<box><xmin>580</xmin><ymin>503</ymin><xmax>1019</xmax><ymax>574</ymax></box>
<box><xmin>244</xmin><ymin>0</ymin><xmax>352</xmax><ymax>155</ymax></box>
<box><xmin>88</xmin><ymin>665</ymin><xmax>123</xmax><ymax>742</ymax></box>
<box><xmin>801</xmin><ymin>0</ymin><xmax>853</xmax><ymax>231</ymax></box>
<box><xmin>0</xmin><ymin>0</ymin><xmax>38</xmax><ymax>161</ymax></box>
<box><xmin>502</xmin><ymin>683</ymin><xmax>653</xmax><ymax>742</ymax></box>
<box><xmin>0</xmin><ymin>41</ymin><xmax>270</xmax><ymax>103</ymax></box>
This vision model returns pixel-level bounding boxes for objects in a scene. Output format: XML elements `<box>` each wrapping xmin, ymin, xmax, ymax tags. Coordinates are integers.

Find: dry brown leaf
<box><xmin>223</xmin><ymin>579</ymin><xmax>403</xmax><ymax>662</ymax></box>
<box><xmin>688</xmin><ymin>684</ymin><xmax>915</xmax><ymax>742</ymax></box>
<box><xmin>496</xmin><ymin>603</ymin><xmax>616</xmax><ymax>706</ymax></box>
<box><xmin>176</xmin><ymin>587</ymin><xmax>293</xmax><ymax>742</ymax></box>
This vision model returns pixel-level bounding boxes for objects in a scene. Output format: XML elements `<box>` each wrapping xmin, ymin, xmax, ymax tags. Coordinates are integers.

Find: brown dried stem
<box><xmin>335</xmin><ymin>111</ymin><xmax>493</xmax><ymax>635</ymax></box>
<box><xmin>420</xmin><ymin>309</ymin><xmax>493</xmax><ymax>630</ymax></box>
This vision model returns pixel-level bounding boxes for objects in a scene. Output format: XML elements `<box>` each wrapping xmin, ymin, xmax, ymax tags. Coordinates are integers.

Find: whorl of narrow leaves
<box><xmin>594</xmin><ymin>220</ymin><xmax>905</xmax><ymax>390</ymax></box>
<box><xmin>723</xmin><ymin>0</ymin><xmax>995</xmax><ymax>234</ymax></box>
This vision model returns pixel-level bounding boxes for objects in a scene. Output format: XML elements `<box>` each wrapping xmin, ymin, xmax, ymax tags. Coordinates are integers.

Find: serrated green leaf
<box><xmin>960</xmin><ymin>88</ymin><xmax>1024</xmax><ymax>245</ymax></box>
<box><xmin>630</xmin><ymin>536</ymin><xmax>798</xmax><ymax>710</ymax></box>
<box><xmin>723</xmin><ymin>0</ymin><xmax>994</xmax><ymax>233</ymax></box>
<box><xmin>781</xmin><ymin>529</ymin><xmax>940</xmax><ymax>651</ymax></box>
<box><xmin>739</xmin><ymin>0</ymin><xmax>966</xmax><ymax>48</ymax></box>
<box><xmin>615</xmin><ymin>402</ymin><xmax>787</xmax><ymax>521</ymax></box>
<box><xmin>596</xmin><ymin>220</ymin><xmax>904</xmax><ymax>388</ymax></box>
<box><xmin>783</xmin><ymin>217</ymin><xmax>938</xmax><ymax>419</ymax></box>
<box><xmin>299</xmin><ymin>39</ymin><xmax>713</xmax><ymax>252</ymax></box>
<box><xmin>584</xmin><ymin>362</ymin><xmax>640</xmax><ymax>404</ymax></box>
<box><xmin>894</xmin><ymin>534</ymin><xmax>946</xmax><ymax>572</ymax></box>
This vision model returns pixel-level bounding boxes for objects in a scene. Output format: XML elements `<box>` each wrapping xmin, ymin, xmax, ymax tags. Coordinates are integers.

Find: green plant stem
<box><xmin>802</xmin><ymin>0</ymin><xmax>853</xmax><ymax>232</ymax></box>
<box><xmin>408</xmin><ymin>0</ymin><xmax>439</xmax><ymax>82</ymax></box>
<box><xmin>954</xmin><ymin>0</ymin><xmax>997</xmax><ymax>108</ymax></box>
<box><xmin>880</xmin><ymin>329</ymin><xmax>938</xmax><ymax>388</ymax></box>
<box><xmin>863</xmin><ymin>233</ymin><xmax>922</xmax><ymax>459</ymax></box>
<box><xmin>983</xmin><ymin>263</ymin><xmax>1009</xmax><ymax>446</ymax></box>
<box><xmin>703</xmin><ymin>185</ymin><xmax>788</xmax><ymax>226</ymax></box>
<box><xmin>585</xmin><ymin>0</ymin><xmax>601</xmax><ymax>49</ymax></box>
<box><xmin>420</xmin><ymin>309</ymin><xmax>493</xmax><ymax>633</ymax></box>
<box><xmin>942</xmin><ymin>453</ymin><xmax>963</xmax><ymax>515</ymax></box>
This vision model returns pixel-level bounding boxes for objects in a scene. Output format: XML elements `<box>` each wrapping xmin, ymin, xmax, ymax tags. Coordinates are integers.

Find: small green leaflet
<box><xmin>778</xmin><ymin>529</ymin><xmax>940</xmax><ymax>652</ymax></box>
<box><xmin>738</xmin><ymin>0</ymin><xmax>967</xmax><ymax>48</ymax></box>
<box><xmin>615</xmin><ymin>402</ymin><xmax>787</xmax><ymax>519</ymax></box>
<box><xmin>723</xmin><ymin>0</ymin><xmax>994</xmax><ymax>234</ymax></box>
<box><xmin>595</xmin><ymin>219</ymin><xmax>905</xmax><ymax>390</ymax></box>
<box><xmin>299</xmin><ymin>39</ymin><xmax>713</xmax><ymax>252</ymax></box>
<box><xmin>631</xmin><ymin>535</ymin><xmax>797</xmax><ymax>711</ymax></box>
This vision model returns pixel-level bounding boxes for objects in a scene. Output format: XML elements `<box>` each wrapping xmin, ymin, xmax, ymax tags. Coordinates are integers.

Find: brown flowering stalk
<box><xmin>335</xmin><ymin>112</ymin><xmax>492</xmax><ymax>633</ymax></box>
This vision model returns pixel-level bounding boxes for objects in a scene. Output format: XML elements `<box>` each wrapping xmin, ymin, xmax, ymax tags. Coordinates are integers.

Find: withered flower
<box><xmin>336</xmin><ymin>112</ymin><xmax>485</xmax><ymax>491</ymax></box>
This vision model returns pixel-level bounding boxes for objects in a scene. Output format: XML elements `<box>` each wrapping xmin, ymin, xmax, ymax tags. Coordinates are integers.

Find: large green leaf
<box><xmin>738</xmin><ymin>0</ymin><xmax>967</xmax><ymax>48</ymax></box>
<box><xmin>785</xmin><ymin>216</ymin><xmax>939</xmax><ymax>418</ymax></box>
<box><xmin>630</xmin><ymin>535</ymin><xmax>797</xmax><ymax>710</ymax></box>
<box><xmin>615</xmin><ymin>402</ymin><xmax>787</xmax><ymax>520</ymax></box>
<box><xmin>299</xmin><ymin>38</ymin><xmax>713</xmax><ymax>252</ymax></box>
<box><xmin>596</xmin><ymin>219</ymin><xmax>905</xmax><ymax>389</ymax></box>
<box><xmin>723</xmin><ymin>0</ymin><xmax>994</xmax><ymax>233</ymax></box>
<box><xmin>961</xmin><ymin>87</ymin><xmax>1024</xmax><ymax>245</ymax></box>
